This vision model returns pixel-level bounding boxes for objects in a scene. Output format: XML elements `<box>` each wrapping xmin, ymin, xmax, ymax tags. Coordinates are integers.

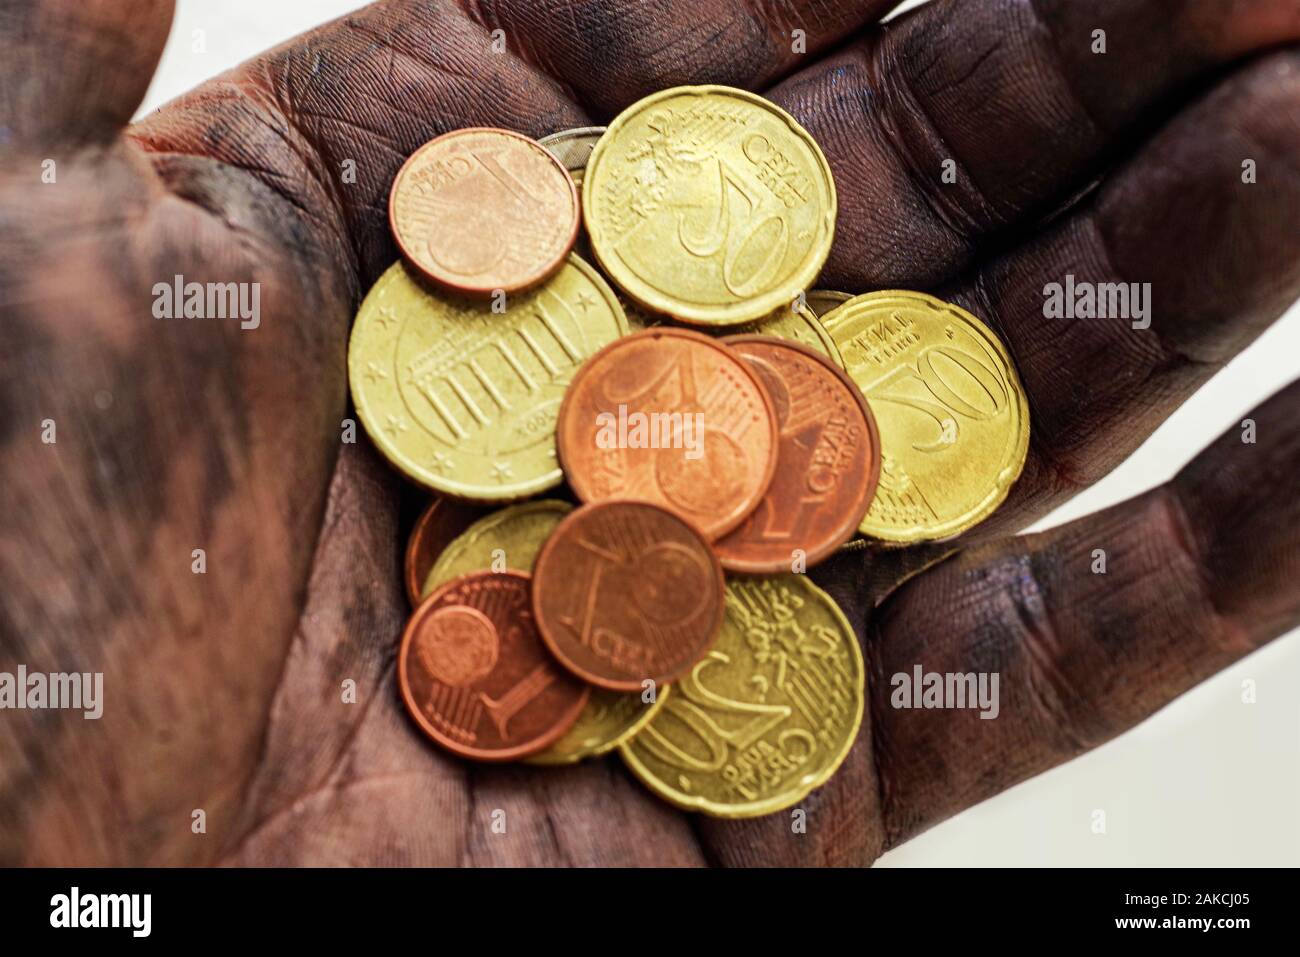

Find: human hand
<box><xmin>2</xmin><ymin>0</ymin><xmax>1297</xmax><ymax>865</ymax></box>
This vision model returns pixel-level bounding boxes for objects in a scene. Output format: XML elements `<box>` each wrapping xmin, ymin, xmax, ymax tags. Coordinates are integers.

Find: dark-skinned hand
<box><xmin>2</xmin><ymin>0</ymin><xmax>1298</xmax><ymax>866</ymax></box>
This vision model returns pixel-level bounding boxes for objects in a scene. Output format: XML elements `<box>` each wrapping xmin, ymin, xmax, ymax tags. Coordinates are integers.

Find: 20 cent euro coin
<box><xmin>583</xmin><ymin>86</ymin><xmax>836</xmax><ymax>326</ymax></box>
<box><xmin>621</xmin><ymin>574</ymin><xmax>864</xmax><ymax>818</ymax></box>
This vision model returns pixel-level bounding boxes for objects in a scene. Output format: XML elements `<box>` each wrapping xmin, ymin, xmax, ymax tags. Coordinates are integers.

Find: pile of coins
<box><xmin>349</xmin><ymin>86</ymin><xmax>1030</xmax><ymax>818</ymax></box>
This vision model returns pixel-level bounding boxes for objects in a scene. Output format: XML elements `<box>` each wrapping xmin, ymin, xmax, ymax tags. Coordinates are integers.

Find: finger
<box><xmin>763</xmin><ymin>0</ymin><xmax>1300</xmax><ymax>288</ymax></box>
<box><xmin>867</xmin><ymin>377</ymin><xmax>1300</xmax><ymax>850</ymax></box>
<box><xmin>0</xmin><ymin>0</ymin><xmax>174</xmax><ymax>153</ymax></box>
<box><xmin>941</xmin><ymin>48</ymin><xmax>1300</xmax><ymax>539</ymax></box>
<box><xmin>457</xmin><ymin>0</ymin><xmax>897</xmax><ymax>115</ymax></box>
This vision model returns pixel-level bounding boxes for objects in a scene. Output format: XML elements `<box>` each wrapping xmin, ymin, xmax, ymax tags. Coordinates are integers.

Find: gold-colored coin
<box><xmin>538</xmin><ymin>127</ymin><xmax>604</xmax><ymax>192</ymax></box>
<box><xmin>620</xmin><ymin>574</ymin><xmax>864</xmax><ymax>818</ymax></box>
<box><xmin>805</xmin><ymin>289</ymin><xmax>851</xmax><ymax>319</ymax></box>
<box><xmin>730</xmin><ymin>300</ymin><xmax>842</xmax><ymax>366</ymax></box>
<box><xmin>824</xmin><ymin>290</ymin><xmax>1030</xmax><ymax>542</ymax></box>
<box><xmin>620</xmin><ymin>290</ymin><xmax>839</xmax><ymax>364</ymax></box>
<box><xmin>526</xmin><ymin>685</ymin><xmax>671</xmax><ymax>767</ymax></box>
<box><xmin>349</xmin><ymin>257</ymin><xmax>628</xmax><ymax>501</ymax></box>
<box><xmin>583</xmin><ymin>85</ymin><xmax>836</xmax><ymax>326</ymax></box>
<box><xmin>422</xmin><ymin>499</ymin><xmax>572</xmax><ymax>597</ymax></box>
<box><xmin>539</xmin><ymin>127</ymin><xmax>605</xmax><ymax>263</ymax></box>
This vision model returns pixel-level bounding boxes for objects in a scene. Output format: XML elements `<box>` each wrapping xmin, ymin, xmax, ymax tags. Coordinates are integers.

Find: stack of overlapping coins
<box><xmin>348</xmin><ymin>86</ymin><xmax>1030</xmax><ymax>818</ymax></box>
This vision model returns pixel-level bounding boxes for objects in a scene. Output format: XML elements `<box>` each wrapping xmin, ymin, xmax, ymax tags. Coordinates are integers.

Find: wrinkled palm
<box><xmin>2</xmin><ymin>0</ymin><xmax>1298</xmax><ymax>865</ymax></box>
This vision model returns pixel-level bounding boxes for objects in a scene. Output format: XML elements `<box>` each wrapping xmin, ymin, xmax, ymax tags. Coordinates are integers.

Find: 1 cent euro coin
<box><xmin>532</xmin><ymin>501</ymin><xmax>725</xmax><ymax>692</ymax></box>
<box><xmin>823</xmin><ymin>291</ymin><xmax>1030</xmax><ymax>542</ymax></box>
<box><xmin>398</xmin><ymin>570</ymin><xmax>589</xmax><ymax>761</ymax></box>
<box><xmin>583</xmin><ymin>86</ymin><xmax>836</xmax><ymax>326</ymax></box>
<box><xmin>389</xmin><ymin>127</ymin><xmax>579</xmax><ymax>295</ymax></box>
<box><xmin>349</xmin><ymin>257</ymin><xmax>628</xmax><ymax>501</ymax></box>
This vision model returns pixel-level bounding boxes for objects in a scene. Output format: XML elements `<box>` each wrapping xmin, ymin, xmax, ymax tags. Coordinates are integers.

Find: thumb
<box><xmin>1</xmin><ymin>0</ymin><xmax>173</xmax><ymax>153</ymax></box>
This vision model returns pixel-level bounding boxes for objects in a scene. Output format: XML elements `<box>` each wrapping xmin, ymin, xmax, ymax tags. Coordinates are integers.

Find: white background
<box><xmin>137</xmin><ymin>1</ymin><xmax>1300</xmax><ymax>866</ymax></box>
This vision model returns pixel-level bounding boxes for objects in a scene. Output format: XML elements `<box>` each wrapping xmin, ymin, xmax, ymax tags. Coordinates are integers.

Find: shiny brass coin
<box><xmin>729</xmin><ymin>300</ymin><xmax>842</xmax><ymax>367</ymax></box>
<box><xmin>526</xmin><ymin>685</ymin><xmax>671</xmax><ymax>766</ymax></box>
<box><xmin>423</xmin><ymin>499</ymin><xmax>572</xmax><ymax>598</ymax></box>
<box><xmin>539</xmin><ymin>127</ymin><xmax>605</xmax><ymax>263</ymax></box>
<box><xmin>583</xmin><ymin>85</ymin><xmax>836</xmax><ymax>326</ymax></box>
<box><xmin>348</xmin><ymin>257</ymin><xmax>628</xmax><ymax>501</ymax></box>
<box><xmin>389</xmin><ymin>127</ymin><xmax>579</xmax><ymax>295</ymax></box>
<box><xmin>620</xmin><ymin>574</ymin><xmax>864</xmax><ymax>818</ymax></box>
<box><xmin>823</xmin><ymin>290</ymin><xmax>1030</xmax><ymax>542</ymax></box>
<box><xmin>805</xmin><ymin>289</ymin><xmax>852</xmax><ymax>319</ymax></box>
<box><xmin>538</xmin><ymin>127</ymin><xmax>604</xmax><ymax>192</ymax></box>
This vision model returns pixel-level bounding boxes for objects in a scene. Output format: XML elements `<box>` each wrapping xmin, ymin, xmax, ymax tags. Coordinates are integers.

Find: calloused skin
<box><xmin>1</xmin><ymin>0</ymin><xmax>1298</xmax><ymax>866</ymax></box>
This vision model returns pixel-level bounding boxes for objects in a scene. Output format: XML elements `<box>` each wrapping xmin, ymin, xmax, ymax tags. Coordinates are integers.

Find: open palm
<box><xmin>2</xmin><ymin>0</ymin><xmax>1298</xmax><ymax>866</ymax></box>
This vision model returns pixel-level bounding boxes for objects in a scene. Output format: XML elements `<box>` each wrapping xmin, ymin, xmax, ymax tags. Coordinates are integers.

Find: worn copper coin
<box><xmin>556</xmin><ymin>327</ymin><xmax>779</xmax><ymax>540</ymax></box>
<box><xmin>403</xmin><ymin>497</ymin><xmax>486</xmax><ymax>607</ymax></box>
<box><xmin>389</xmin><ymin>127</ymin><xmax>580</xmax><ymax>295</ymax></box>
<box><xmin>398</xmin><ymin>570</ymin><xmax>589</xmax><ymax>761</ymax></box>
<box><xmin>713</xmin><ymin>336</ymin><xmax>881</xmax><ymax>573</ymax></box>
<box><xmin>532</xmin><ymin>501</ymin><xmax>725</xmax><ymax>691</ymax></box>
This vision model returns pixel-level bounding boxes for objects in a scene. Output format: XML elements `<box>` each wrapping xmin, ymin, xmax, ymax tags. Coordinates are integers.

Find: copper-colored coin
<box><xmin>389</xmin><ymin>127</ymin><xmax>579</xmax><ymax>295</ymax></box>
<box><xmin>713</xmin><ymin>336</ymin><xmax>882</xmax><ymax>573</ymax></box>
<box><xmin>398</xmin><ymin>570</ymin><xmax>589</xmax><ymax>761</ymax></box>
<box><xmin>556</xmin><ymin>328</ymin><xmax>779</xmax><ymax>540</ymax></box>
<box><xmin>532</xmin><ymin>501</ymin><xmax>725</xmax><ymax>691</ymax></box>
<box><xmin>403</xmin><ymin>497</ymin><xmax>486</xmax><ymax>607</ymax></box>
